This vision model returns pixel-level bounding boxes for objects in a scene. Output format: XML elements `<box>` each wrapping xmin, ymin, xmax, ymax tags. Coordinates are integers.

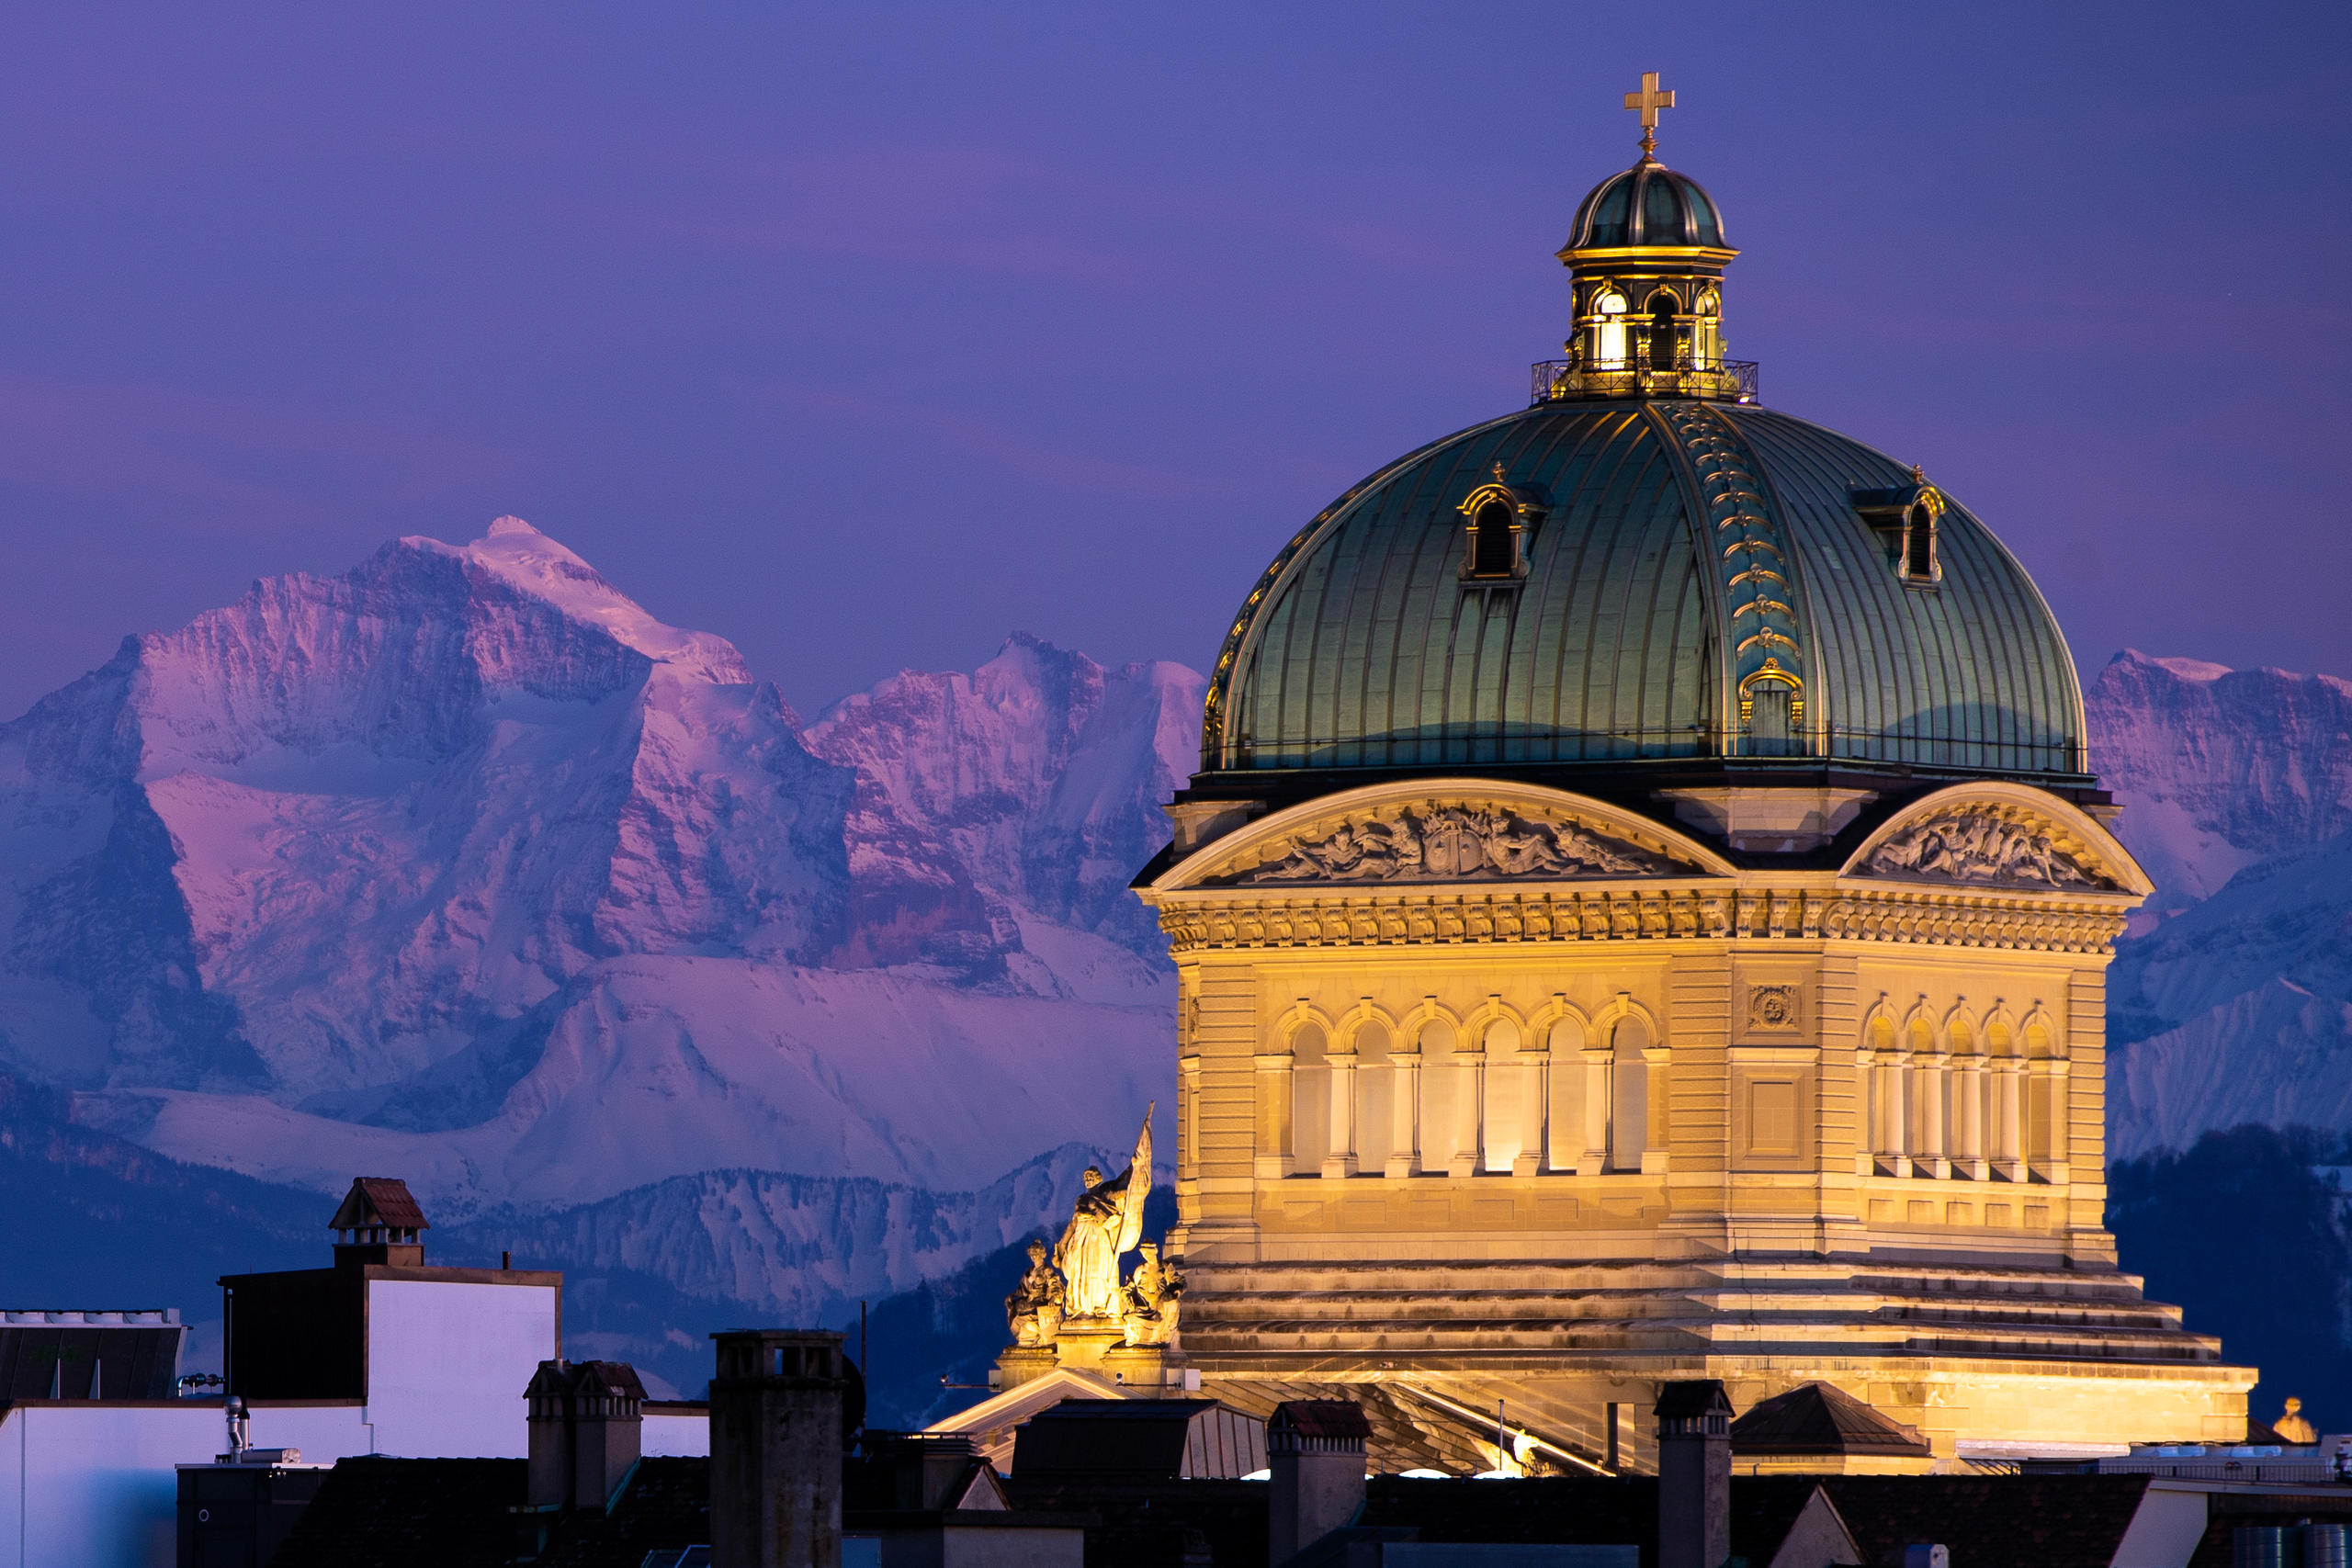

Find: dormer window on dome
<box><xmin>1457</xmin><ymin>466</ymin><xmax>1545</xmax><ymax>584</ymax></box>
<box><xmin>1532</xmin><ymin>73</ymin><xmax>1758</xmax><ymax>408</ymax></box>
<box><xmin>1853</xmin><ymin>470</ymin><xmax>1946</xmax><ymax>586</ymax></box>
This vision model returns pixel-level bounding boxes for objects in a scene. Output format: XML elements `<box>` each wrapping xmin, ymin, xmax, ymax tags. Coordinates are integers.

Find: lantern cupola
<box><xmin>1536</xmin><ymin>73</ymin><xmax>1751</xmax><ymax>405</ymax></box>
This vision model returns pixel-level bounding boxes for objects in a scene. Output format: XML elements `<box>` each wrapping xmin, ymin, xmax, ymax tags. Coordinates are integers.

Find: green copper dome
<box><xmin>1200</xmin><ymin>400</ymin><xmax>2086</xmax><ymax>781</ymax></box>
<box><xmin>1566</xmin><ymin>160</ymin><xmax>1725</xmax><ymax>250</ymax></box>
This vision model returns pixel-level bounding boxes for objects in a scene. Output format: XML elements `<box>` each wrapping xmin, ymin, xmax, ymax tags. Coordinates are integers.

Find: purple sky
<box><xmin>2</xmin><ymin>3</ymin><xmax>2346</xmax><ymax>724</ymax></box>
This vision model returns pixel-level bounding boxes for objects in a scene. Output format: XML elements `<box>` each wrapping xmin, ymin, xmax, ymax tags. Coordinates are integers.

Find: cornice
<box><xmin>1148</xmin><ymin>877</ymin><xmax>2132</xmax><ymax>956</ymax></box>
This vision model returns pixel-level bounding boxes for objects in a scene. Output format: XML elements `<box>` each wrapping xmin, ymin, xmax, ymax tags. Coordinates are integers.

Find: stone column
<box><xmin>1449</xmin><ymin>1046</ymin><xmax>1484</xmax><ymax>1179</ymax></box>
<box><xmin>1881</xmin><ymin>1053</ymin><xmax>1911</xmax><ymax>1179</ymax></box>
<box><xmin>1994</xmin><ymin>1060</ymin><xmax>2025</xmax><ymax>1181</ymax></box>
<box><xmin>1385</xmin><ymin>1044</ymin><xmax>1419</xmax><ymax>1178</ymax></box>
<box><xmin>1581</xmin><ymin>1046</ymin><xmax>1611</xmax><ymax>1177</ymax></box>
<box><xmin>1955</xmin><ymin>1058</ymin><xmax>1987</xmax><ymax>1179</ymax></box>
<box><xmin>1917</xmin><ymin>1052</ymin><xmax>1950</xmax><ymax>1179</ymax></box>
<box><xmin>1514</xmin><ymin>1044</ymin><xmax>1547</xmax><ymax>1178</ymax></box>
<box><xmin>1322</xmin><ymin>1044</ymin><xmax>1358</xmax><ymax>1179</ymax></box>
<box><xmin>1254</xmin><ymin>1052</ymin><xmax>1295</xmax><ymax>1179</ymax></box>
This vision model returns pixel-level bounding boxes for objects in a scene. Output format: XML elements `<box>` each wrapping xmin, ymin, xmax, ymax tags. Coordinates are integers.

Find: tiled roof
<box><xmin>537</xmin><ymin>1457</ymin><xmax>712</xmax><ymax>1567</ymax></box>
<box><xmin>328</xmin><ymin>1178</ymin><xmax>430</xmax><ymax>1232</ymax></box>
<box><xmin>1730</xmin><ymin>1382</ymin><xmax>1932</xmax><ymax>1457</ymax></box>
<box><xmin>1271</xmin><ymin>1400</ymin><xmax>1373</xmax><ymax>1441</ymax></box>
<box><xmin>267</xmin><ymin>1457</ymin><xmax>521</xmax><ymax>1568</ymax></box>
<box><xmin>1821</xmin><ymin>1475</ymin><xmax>2154</xmax><ymax>1568</ymax></box>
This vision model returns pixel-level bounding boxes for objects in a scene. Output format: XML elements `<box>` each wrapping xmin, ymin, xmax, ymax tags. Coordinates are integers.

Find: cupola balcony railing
<box><xmin>1531</xmin><ymin>355</ymin><xmax>1759</xmax><ymax>406</ymax></box>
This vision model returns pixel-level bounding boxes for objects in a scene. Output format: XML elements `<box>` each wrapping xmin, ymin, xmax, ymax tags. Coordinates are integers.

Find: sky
<box><xmin>0</xmin><ymin>1</ymin><xmax>2346</xmax><ymax>723</ymax></box>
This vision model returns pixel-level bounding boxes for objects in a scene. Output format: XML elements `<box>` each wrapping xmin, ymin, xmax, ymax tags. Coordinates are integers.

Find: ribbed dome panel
<box><xmin>1208</xmin><ymin>401</ymin><xmax>2086</xmax><ymax>780</ymax></box>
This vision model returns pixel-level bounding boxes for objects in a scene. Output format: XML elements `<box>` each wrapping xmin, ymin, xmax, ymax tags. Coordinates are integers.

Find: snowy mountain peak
<box><xmin>0</xmin><ymin>521</ymin><xmax>1181</xmax><ymax>1212</ymax></box>
<box><xmin>407</xmin><ymin>516</ymin><xmax>752</xmax><ymax>687</ymax></box>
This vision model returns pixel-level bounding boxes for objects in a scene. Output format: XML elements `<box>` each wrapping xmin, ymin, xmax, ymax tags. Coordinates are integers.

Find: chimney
<box><xmin>710</xmin><ymin>1329</ymin><xmax>846</xmax><ymax>1568</ymax></box>
<box><xmin>527</xmin><ymin>1359</ymin><xmax>646</xmax><ymax>1511</ymax></box>
<box><xmin>1656</xmin><ymin>1381</ymin><xmax>1733</xmax><ymax>1568</ymax></box>
<box><xmin>1268</xmin><ymin>1399</ymin><xmax>1371</xmax><ymax>1564</ymax></box>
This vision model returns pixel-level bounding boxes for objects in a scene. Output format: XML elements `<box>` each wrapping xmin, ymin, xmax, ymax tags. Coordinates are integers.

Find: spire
<box><xmin>1623</xmin><ymin>70</ymin><xmax>1675</xmax><ymax>163</ymax></box>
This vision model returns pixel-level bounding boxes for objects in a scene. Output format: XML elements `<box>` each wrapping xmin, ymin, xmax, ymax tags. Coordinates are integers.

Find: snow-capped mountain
<box><xmin>2091</xmin><ymin>651</ymin><xmax>2352</xmax><ymax>1156</ymax></box>
<box><xmin>0</xmin><ymin>518</ymin><xmax>1197</xmax><ymax>1222</ymax></box>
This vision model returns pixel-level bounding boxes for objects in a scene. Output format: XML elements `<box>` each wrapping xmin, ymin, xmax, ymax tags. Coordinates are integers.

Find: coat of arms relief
<box><xmin>1857</xmin><ymin>809</ymin><xmax>2109</xmax><ymax>891</ymax></box>
<box><xmin>1227</xmin><ymin>804</ymin><xmax>1673</xmax><ymax>886</ymax></box>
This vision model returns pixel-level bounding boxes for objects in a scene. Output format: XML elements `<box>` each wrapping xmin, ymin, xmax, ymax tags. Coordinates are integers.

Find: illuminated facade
<box><xmin>1130</xmin><ymin>79</ymin><xmax>2252</xmax><ymax>1473</ymax></box>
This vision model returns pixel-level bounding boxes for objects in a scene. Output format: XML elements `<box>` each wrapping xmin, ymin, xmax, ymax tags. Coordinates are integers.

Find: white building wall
<box><xmin>364</xmin><ymin>1279</ymin><xmax>558</xmax><ymax>1457</ymax></box>
<box><xmin>0</xmin><ymin>1402</ymin><xmax>377</xmax><ymax>1568</ymax></box>
<box><xmin>643</xmin><ymin>1408</ymin><xmax>710</xmax><ymax>1456</ymax></box>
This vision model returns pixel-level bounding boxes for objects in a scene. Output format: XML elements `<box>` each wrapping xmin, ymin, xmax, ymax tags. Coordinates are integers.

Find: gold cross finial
<box><xmin>1623</xmin><ymin>71</ymin><xmax>1675</xmax><ymax>159</ymax></box>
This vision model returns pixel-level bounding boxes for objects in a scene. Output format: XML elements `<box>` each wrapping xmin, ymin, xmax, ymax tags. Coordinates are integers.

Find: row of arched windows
<box><xmin>1581</xmin><ymin>286</ymin><xmax>1720</xmax><ymax>372</ymax></box>
<box><xmin>1259</xmin><ymin>1009</ymin><xmax>1663</xmax><ymax>1179</ymax></box>
<box><xmin>1860</xmin><ymin>1009</ymin><xmax>2068</xmax><ymax>1181</ymax></box>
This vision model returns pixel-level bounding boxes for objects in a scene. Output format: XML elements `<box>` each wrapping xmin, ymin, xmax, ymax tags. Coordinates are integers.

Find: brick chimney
<box><xmin>1268</xmin><ymin>1399</ymin><xmax>1370</xmax><ymax>1564</ymax></box>
<box><xmin>526</xmin><ymin>1359</ymin><xmax>646</xmax><ymax>1511</ymax></box>
<box><xmin>1656</xmin><ymin>1381</ymin><xmax>1733</xmax><ymax>1568</ymax></box>
<box><xmin>710</xmin><ymin>1330</ymin><xmax>846</xmax><ymax>1568</ymax></box>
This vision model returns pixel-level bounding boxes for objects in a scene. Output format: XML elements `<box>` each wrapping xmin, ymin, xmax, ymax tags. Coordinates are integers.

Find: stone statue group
<box><xmin>1006</xmin><ymin>1106</ymin><xmax>1184</xmax><ymax>1349</ymax></box>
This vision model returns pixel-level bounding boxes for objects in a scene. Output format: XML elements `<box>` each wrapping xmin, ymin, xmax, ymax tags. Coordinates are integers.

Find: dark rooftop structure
<box><xmin>1729</xmin><ymin>1382</ymin><xmax>1934</xmax><ymax>1466</ymax></box>
<box><xmin>1012</xmin><ymin>1397</ymin><xmax>1268</xmax><ymax>1481</ymax></box>
<box><xmin>0</xmin><ymin>1307</ymin><xmax>184</xmax><ymax>1400</ymax></box>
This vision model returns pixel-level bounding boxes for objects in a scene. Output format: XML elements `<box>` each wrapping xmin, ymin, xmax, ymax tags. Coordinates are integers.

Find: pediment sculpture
<box><xmin>1230</xmin><ymin>805</ymin><xmax>1671</xmax><ymax>886</ymax></box>
<box><xmin>1859</xmin><ymin>810</ymin><xmax>2108</xmax><ymax>890</ymax></box>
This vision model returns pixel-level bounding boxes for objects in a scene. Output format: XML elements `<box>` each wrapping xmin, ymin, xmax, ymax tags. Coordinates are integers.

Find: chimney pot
<box><xmin>1268</xmin><ymin>1400</ymin><xmax>1371</xmax><ymax>1563</ymax></box>
<box><xmin>1656</xmin><ymin>1381</ymin><xmax>1733</xmax><ymax>1568</ymax></box>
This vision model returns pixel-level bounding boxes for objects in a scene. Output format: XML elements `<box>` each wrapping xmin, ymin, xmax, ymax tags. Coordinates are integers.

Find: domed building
<box><xmin>1126</xmin><ymin>82</ymin><xmax>2251</xmax><ymax>1472</ymax></box>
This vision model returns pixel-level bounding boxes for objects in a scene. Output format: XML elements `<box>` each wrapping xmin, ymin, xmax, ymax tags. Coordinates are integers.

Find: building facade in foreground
<box><xmin>1128</xmin><ymin>80</ymin><xmax>2252</xmax><ymax>1470</ymax></box>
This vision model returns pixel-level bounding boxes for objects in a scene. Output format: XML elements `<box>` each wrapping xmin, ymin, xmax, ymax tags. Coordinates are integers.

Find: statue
<box><xmin>1004</xmin><ymin>1238</ymin><xmax>1066</xmax><ymax>1348</ymax></box>
<box><xmin>1053</xmin><ymin>1106</ymin><xmax>1154</xmax><ymax>1321</ymax></box>
<box><xmin>1120</xmin><ymin>1239</ymin><xmax>1185</xmax><ymax>1347</ymax></box>
<box><xmin>2278</xmin><ymin>1396</ymin><xmax>2318</xmax><ymax>1445</ymax></box>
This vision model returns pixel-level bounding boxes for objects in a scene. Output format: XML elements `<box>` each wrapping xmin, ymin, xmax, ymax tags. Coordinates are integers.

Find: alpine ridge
<box><xmin>0</xmin><ymin>519</ymin><xmax>1196</xmax><ymax>1229</ymax></box>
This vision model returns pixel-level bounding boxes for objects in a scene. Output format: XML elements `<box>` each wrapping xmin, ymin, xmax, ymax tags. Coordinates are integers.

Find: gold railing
<box><xmin>1531</xmin><ymin>356</ymin><xmax>1758</xmax><ymax>405</ymax></box>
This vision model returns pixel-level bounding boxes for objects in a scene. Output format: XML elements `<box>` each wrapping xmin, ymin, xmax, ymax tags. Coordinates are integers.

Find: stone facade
<box><xmin>1134</xmin><ymin>776</ymin><xmax>2253</xmax><ymax>1468</ymax></box>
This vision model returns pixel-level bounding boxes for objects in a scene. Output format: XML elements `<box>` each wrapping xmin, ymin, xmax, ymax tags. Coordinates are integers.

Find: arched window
<box><xmin>1608</xmin><ymin>1015</ymin><xmax>1650</xmax><ymax>1171</ymax></box>
<box><xmin>1481</xmin><ymin>1019</ymin><xmax>1527</xmax><ymax>1173</ymax></box>
<box><xmin>1645</xmin><ymin>291</ymin><xmax>1680</xmax><ymax>371</ymax></box>
<box><xmin>1593</xmin><ymin>291</ymin><xmax>1629</xmax><ymax>367</ymax></box>
<box><xmin>1693</xmin><ymin>291</ymin><xmax>1721</xmax><ymax>368</ymax></box>
<box><xmin>1469</xmin><ymin>498</ymin><xmax>1518</xmax><ymax>577</ymax></box>
<box><xmin>1544</xmin><ymin>1016</ymin><xmax>1587</xmax><ymax>1172</ymax></box>
<box><xmin>1291</xmin><ymin>1023</ymin><xmax>1329</xmax><ymax>1170</ymax></box>
<box><xmin>1353</xmin><ymin>1021</ymin><xmax>1393</xmax><ymax>1173</ymax></box>
<box><xmin>1903</xmin><ymin>501</ymin><xmax>1938</xmax><ymax>581</ymax></box>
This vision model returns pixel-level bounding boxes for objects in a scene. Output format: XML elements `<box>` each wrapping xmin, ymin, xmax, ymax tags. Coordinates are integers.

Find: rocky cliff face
<box><xmin>2090</xmin><ymin>651</ymin><xmax>2352</xmax><ymax>1156</ymax></box>
<box><xmin>0</xmin><ymin>518</ymin><xmax>1192</xmax><ymax>1219</ymax></box>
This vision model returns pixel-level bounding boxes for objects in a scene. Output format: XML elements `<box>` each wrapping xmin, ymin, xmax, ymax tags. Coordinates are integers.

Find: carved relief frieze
<box><xmin>1858</xmin><ymin>808</ymin><xmax>2109</xmax><ymax>891</ymax></box>
<box><xmin>1218</xmin><ymin>803</ymin><xmax>1676</xmax><ymax>886</ymax></box>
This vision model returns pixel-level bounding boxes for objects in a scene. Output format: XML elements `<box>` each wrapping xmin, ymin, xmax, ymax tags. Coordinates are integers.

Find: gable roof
<box><xmin>329</xmin><ymin>1178</ymin><xmax>430</xmax><ymax>1233</ymax></box>
<box><xmin>1731</xmin><ymin>1382</ymin><xmax>1933</xmax><ymax>1458</ymax></box>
